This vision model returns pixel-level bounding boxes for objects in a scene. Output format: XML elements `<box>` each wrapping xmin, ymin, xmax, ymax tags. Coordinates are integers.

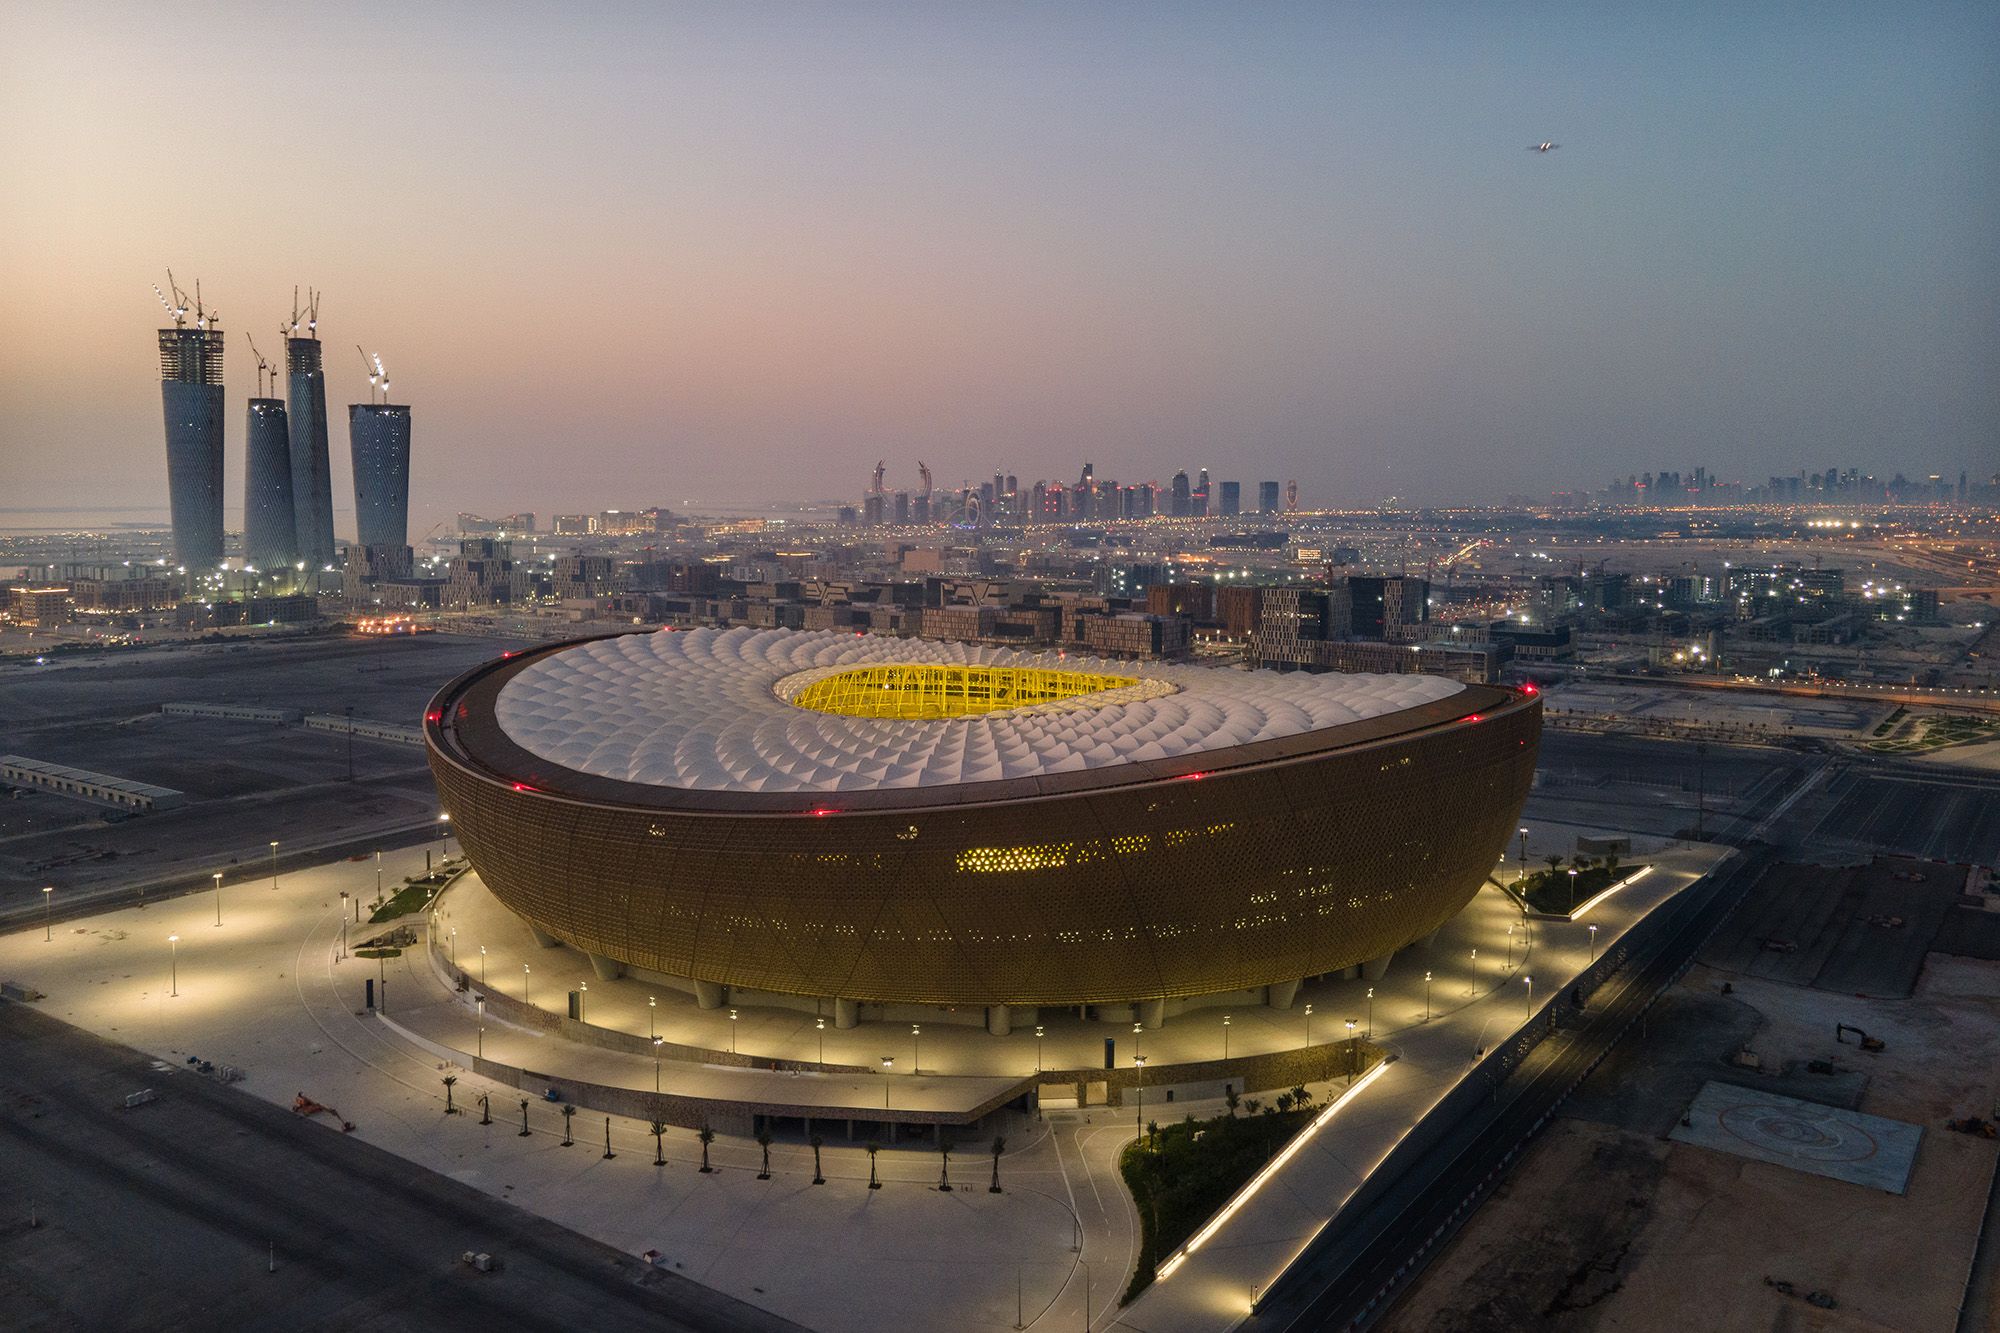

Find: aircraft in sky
<box><xmin>1528</xmin><ymin>142</ymin><xmax>1560</xmax><ymax>153</ymax></box>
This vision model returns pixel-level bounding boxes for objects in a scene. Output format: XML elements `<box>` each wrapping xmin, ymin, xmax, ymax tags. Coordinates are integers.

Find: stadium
<box><xmin>424</xmin><ymin>627</ymin><xmax>1541</xmax><ymax>1032</ymax></box>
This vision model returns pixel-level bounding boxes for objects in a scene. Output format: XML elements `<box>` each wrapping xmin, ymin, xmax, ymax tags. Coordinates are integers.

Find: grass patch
<box><xmin>368</xmin><ymin>873</ymin><xmax>450</xmax><ymax>923</ymax></box>
<box><xmin>1518</xmin><ymin>861</ymin><xmax>1642</xmax><ymax>915</ymax></box>
<box><xmin>1870</xmin><ymin>706</ymin><xmax>1909</xmax><ymax>738</ymax></box>
<box><xmin>1119</xmin><ymin>1091</ymin><xmax>1332</xmax><ymax>1303</ymax></box>
<box><xmin>354</xmin><ymin>946</ymin><xmax>402</xmax><ymax>959</ymax></box>
<box><xmin>1866</xmin><ymin>714</ymin><xmax>1998</xmax><ymax>754</ymax></box>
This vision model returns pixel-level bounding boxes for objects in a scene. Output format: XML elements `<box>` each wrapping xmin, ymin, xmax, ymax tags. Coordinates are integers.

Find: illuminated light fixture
<box><xmin>1156</xmin><ymin>1059</ymin><xmax>1391</xmax><ymax>1281</ymax></box>
<box><xmin>810</xmin><ymin>807</ymin><xmax>838</xmax><ymax>817</ymax></box>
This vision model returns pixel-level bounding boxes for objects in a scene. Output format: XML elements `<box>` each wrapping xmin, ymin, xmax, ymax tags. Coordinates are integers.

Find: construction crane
<box><xmin>355</xmin><ymin>345</ymin><xmax>389</xmax><ymax>403</ymax></box>
<box><xmin>246</xmin><ymin>333</ymin><xmax>273</xmax><ymax>396</ymax></box>
<box><xmin>287</xmin><ymin>286</ymin><xmax>320</xmax><ymax>340</ymax></box>
<box><xmin>872</xmin><ymin>460</ymin><xmax>887</xmax><ymax>495</ymax></box>
<box><xmin>191</xmin><ymin>278</ymin><xmax>215</xmax><ymax>331</ymax></box>
<box><xmin>152</xmin><ymin>270</ymin><xmax>190</xmax><ymax>328</ymax></box>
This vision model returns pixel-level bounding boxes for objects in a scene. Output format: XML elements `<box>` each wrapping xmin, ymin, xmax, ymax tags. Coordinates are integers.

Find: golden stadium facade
<box><xmin>424</xmin><ymin>627</ymin><xmax>1540</xmax><ymax>1016</ymax></box>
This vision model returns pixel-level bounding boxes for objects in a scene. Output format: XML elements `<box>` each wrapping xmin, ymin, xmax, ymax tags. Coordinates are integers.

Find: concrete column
<box><xmin>1267</xmin><ymin>978</ymin><xmax>1301</xmax><ymax>1010</ymax></box>
<box><xmin>1137</xmin><ymin>998</ymin><xmax>1165</xmax><ymax>1030</ymax></box>
<box><xmin>834</xmin><ymin>997</ymin><xmax>860</xmax><ymax>1029</ymax></box>
<box><xmin>987</xmin><ymin>1004</ymin><xmax>1012</xmax><ymax>1037</ymax></box>
<box><xmin>1362</xmin><ymin>950</ymin><xmax>1395</xmax><ymax>982</ymax></box>
<box><xmin>584</xmin><ymin>951</ymin><xmax>625</xmax><ymax>981</ymax></box>
<box><xmin>1339</xmin><ymin>964</ymin><xmax>1362</xmax><ymax>981</ymax></box>
<box><xmin>527</xmin><ymin>925</ymin><xmax>563</xmax><ymax>949</ymax></box>
<box><xmin>693</xmin><ymin>979</ymin><xmax>725</xmax><ymax>1010</ymax></box>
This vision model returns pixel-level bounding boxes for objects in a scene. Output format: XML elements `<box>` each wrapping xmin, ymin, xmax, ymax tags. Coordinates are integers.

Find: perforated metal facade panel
<box><xmin>427</xmin><ymin>637</ymin><xmax>1540</xmax><ymax>1007</ymax></box>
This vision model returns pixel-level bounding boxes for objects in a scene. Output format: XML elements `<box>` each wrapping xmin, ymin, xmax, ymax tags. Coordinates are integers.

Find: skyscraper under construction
<box><xmin>285</xmin><ymin>294</ymin><xmax>337</xmax><ymax>568</ymax></box>
<box><xmin>348</xmin><ymin>401</ymin><xmax>412</xmax><ymax>548</ymax></box>
<box><xmin>243</xmin><ymin>376</ymin><xmax>297</xmax><ymax>574</ymax></box>
<box><xmin>156</xmin><ymin>277</ymin><xmax>225</xmax><ymax>572</ymax></box>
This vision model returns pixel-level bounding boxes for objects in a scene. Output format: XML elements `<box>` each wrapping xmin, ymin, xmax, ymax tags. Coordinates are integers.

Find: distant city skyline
<box><xmin>3</xmin><ymin>3</ymin><xmax>1995</xmax><ymax>524</ymax></box>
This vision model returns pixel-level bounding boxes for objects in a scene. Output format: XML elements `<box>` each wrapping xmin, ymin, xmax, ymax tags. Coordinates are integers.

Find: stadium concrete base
<box><xmin>0</xmin><ymin>828</ymin><xmax>1728</xmax><ymax>1331</ymax></box>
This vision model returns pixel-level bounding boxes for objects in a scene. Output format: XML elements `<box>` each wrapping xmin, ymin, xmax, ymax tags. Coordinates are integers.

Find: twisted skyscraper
<box><xmin>159</xmin><ymin>318</ymin><xmax>225</xmax><ymax>571</ymax></box>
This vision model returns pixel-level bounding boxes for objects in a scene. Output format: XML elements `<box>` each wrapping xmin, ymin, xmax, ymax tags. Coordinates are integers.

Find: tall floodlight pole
<box><xmin>269</xmin><ymin>840</ymin><xmax>280</xmax><ymax>889</ymax></box>
<box><xmin>42</xmin><ymin>886</ymin><xmax>53</xmax><ymax>941</ymax></box>
<box><xmin>168</xmin><ymin>934</ymin><xmax>180</xmax><ymax>997</ymax></box>
<box><xmin>213</xmin><ymin>872</ymin><xmax>223</xmax><ymax>926</ymax></box>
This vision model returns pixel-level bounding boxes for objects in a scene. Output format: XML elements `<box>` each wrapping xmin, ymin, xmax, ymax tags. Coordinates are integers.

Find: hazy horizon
<box><xmin>3</xmin><ymin>1</ymin><xmax>1995</xmax><ymax>528</ymax></box>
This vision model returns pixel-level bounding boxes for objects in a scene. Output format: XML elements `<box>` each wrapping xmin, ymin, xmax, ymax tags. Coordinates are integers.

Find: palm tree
<box><xmin>989</xmin><ymin>1134</ymin><xmax>1006</xmax><ymax>1193</ymax></box>
<box><xmin>936</xmin><ymin>1133</ymin><xmax>953</xmax><ymax>1192</ymax></box>
<box><xmin>1543</xmin><ymin>853</ymin><xmax>1564</xmax><ymax>876</ymax></box>
<box><xmin>1276</xmin><ymin>1092</ymin><xmax>1295</xmax><ymax>1114</ymax></box>
<box><xmin>441</xmin><ymin>1074</ymin><xmax>458</xmax><ymax>1116</ymax></box>
<box><xmin>1224</xmin><ymin>1088</ymin><xmax>1240</xmax><ymax>1118</ymax></box>
<box><xmin>1605</xmin><ymin>852</ymin><xmax>1621</xmax><ymax>877</ymax></box>
<box><xmin>1291</xmin><ymin>1084</ymin><xmax>1313</xmax><ymax>1111</ymax></box>
<box><xmin>560</xmin><ymin>1103</ymin><xmax>576</xmax><ymax>1147</ymax></box>
<box><xmin>1244</xmin><ymin>1097</ymin><xmax>1262</xmax><ymax>1117</ymax></box>
<box><xmin>809</xmin><ymin>1133</ymin><xmax>825</xmax><ymax>1185</ymax></box>
<box><xmin>756</xmin><ymin>1127</ymin><xmax>774</xmax><ymax>1180</ymax></box>
<box><xmin>866</xmin><ymin>1141</ymin><xmax>882</xmax><ymax>1190</ymax></box>
<box><xmin>648</xmin><ymin>1113</ymin><xmax>668</xmax><ymax>1166</ymax></box>
<box><xmin>697</xmin><ymin>1124</ymin><xmax>715</xmax><ymax>1173</ymax></box>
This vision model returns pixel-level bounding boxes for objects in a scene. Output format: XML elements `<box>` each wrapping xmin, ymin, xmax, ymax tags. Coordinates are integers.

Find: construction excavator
<box><xmin>1834</xmin><ymin>1024</ymin><xmax>1885</xmax><ymax>1053</ymax></box>
<box><xmin>293</xmin><ymin>1092</ymin><xmax>356</xmax><ymax>1132</ymax></box>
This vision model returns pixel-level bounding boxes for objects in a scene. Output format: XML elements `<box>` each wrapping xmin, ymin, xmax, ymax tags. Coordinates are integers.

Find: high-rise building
<box><xmin>1170</xmin><ymin>470</ymin><xmax>1191</xmax><ymax>517</ymax></box>
<box><xmin>286</xmin><ymin>335</ymin><xmax>336</xmax><ymax>567</ymax></box>
<box><xmin>349</xmin><ymin>402</ymin><xmax>413</xmax><ymax>548</ymax></box>
<box><xmin>1219</xmin><ymin>481</ymin><xmax>1241</xmax><ymax>516</ymax></box>
<box><xmin>1258</xmin><ymin>481</ymin><xmax>1280</xmax><ymax>513</ymax></box>
<box><xmin>243</xmin><ymin>396</ymin><xmax>297</xmax><ymax>572</ymax></box>
<box><xmin>159</xmin><ymin>325</ymin><xmax>225</xmax><ymax>570</ymax></box>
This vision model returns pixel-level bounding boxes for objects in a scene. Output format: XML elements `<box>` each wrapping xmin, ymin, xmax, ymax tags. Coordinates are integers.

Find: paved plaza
<box><xmin>0</xmin><ymin>826</ymin><xmax>1729</xmax><ymax>1330</ymax></box>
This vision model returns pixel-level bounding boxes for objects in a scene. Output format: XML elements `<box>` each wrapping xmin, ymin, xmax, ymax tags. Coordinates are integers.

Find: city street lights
<box><xmin>476</xmin><ymin>997</ymin><xmax>485</xmax><ymax>1058</ymax></box>
<box><xmin>1132</xmin><ymin>1021</ymin><xmax>1143</xmax><ymax>1063</ymax></box>
<box><xmin>1303</xmin><ymin>1004</ymin><xmax>1313</xmax><ymax>1047</ymax></box>
<box><xmin>168</xmin><ymin>934</ymin><xmax>179</xmax><ymax>997</ymax></box>
<box><xmin>212</xmin><ymin>872</ymin><xmax>223</xmax><ymax>927</ymax></box>
<box><xmin>1133</xmin><ymin>1055</ymin><xmax>1147</xmax><ymax>1132</ymax></box>
<box><xmin>269</xmin><ymin>840</ymin><xmax>280</xmax><ymax>890</ymax></box>
<box><xmin>578</xmin><ymin>980</ymin><xmax>588</xmax><ymax>1022</ymax></box>
<box><xmin>1034</xmin><ymin>1024</ymin><xmax>1045</xmax><ymax>1072</ymax></box>
<box><xmin>1345</xmin><ymin>1019</ymin><xmax>1358</xmax><ymax>1084</ymax></box>
<box><xmin>479</xmin><ymin>945</ymin><xmax>487</xmax><ymax>985</ymax></box>
<box><xmin>1517</xmin><ymin>827</ymin><xmax>1529</xmax><ymax>883</ymax></box>
<box><xmin>1423</xmin><ymin>971</ymin><xmax>1432</xmax><ymax>1021</ymax></box>
<box><xmin>522</xmin><ymin>963</ymin><xmax>531</xmax><ymax>1005</ymax></box>
<box><xmin>728</xmin><ymin>1007</ymin><xmax>737</xmax><ymax>1053</ymax></box>
<box><xmin>1567</xmin><ymin>867</ymin><xmax>1579</xmax><ymax>911</ymax></box>
<box><xmin>1523</xmin><ymin>974</ymin><xmax>1534</xmax><ymax>1020</ymax></box>
<box><xmin>648</xmin><ymin>995</ymin><xmax>657</xmax><ymax>1039</ymax></box>
<box><xmin>1506</xmin><ymin>923</ymin><xmax>1516</xmax><ymax>971</ymax></box>
<box><xmin>881</xmin><ymin>1057</ymin><xmax>895</xmax><ymax>1106</ymax></box>
<box><xmin>653</xmin><ymin>1036</ymin><xmax>664</xmax><ymax>1092</ymax></box>
<box><xmin>42</xmin><ymin>885</ymin><xmax>52</xmax><ymax>941</ymax></box>
<box><xmin>448</xmin><ymin>928</ymin><xmax>457</xmax><ymax>966</ymax></box>
<box><xmin>338</xmin><ymin>893</ymin><xmax>349</xmax><ymax>959</ymax></box>
<box><xmin>438</xmin><ymin>813</ymin><xmax>452</xmax><ymax>859</ymax></box>
<box><xmin>816</xmin><ymin>1016</ymin><xmax>826</xmax><ymax>1065</ymax></box>
<box><xmin>1469</xmin><ymin>949</ymin><xmax>1478</xmax><ymax>997</ymax></box>
<box><xmin>375</xmin><ymin>851</ymin><xmax>383</xmax><ymax>904</ymax></box>
<box><xmin>911</xmin><ymin>1023</ymin><xmax>922</xmax><ymax>1074</ymax></box>
<box><xmin>1222</xmin><ymin>1014</ymin><xmax>1231</xmax><ymax>1060</ymax></box>
<box><xmin>1365</xmin><ymin>987</ymin><xmax>1374</xmax><ymax>1039</ymax></box>
<box><xmin>1588</xmin><ymin>923</ymin><xmax>1600</xmax><ymax>964</ymax></box>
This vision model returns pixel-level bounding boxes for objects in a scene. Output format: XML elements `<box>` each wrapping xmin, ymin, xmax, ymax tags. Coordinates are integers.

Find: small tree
<box><xmin>560</xmin><ymin>1103</ymin><xmax>576</xmax><ymax>1147</ymax></box>
<box><xmin>697</xmin><ymin>1124</ymin><xmax>715</xmax><ymax>1173</ymax></box>
<box><xmin>441</xmin><ymin>1073</ymin><xmax>458</xmax><ymax>1116</ymax></box>
<box><xmin>1224</xmin><ymin>1088</ymin><xmax>1240</xmax><ymax>1118</ymax></box>
<box><xmin>809</xmin><ymin>1133</ymin><xmax>825</xmax><ymax>1185</ymax></box>
<box><xmin>1276</xmin><ymin>1092</ymin><xmax>1295</xmax><ymax>1115</ymax></box>
<box><xmin>936</xmin><ymin>1133</ymin><xmax>953</xmax><ymax>1192</ymax></box>
<box><xmin>1544</xmin><ymin>853</ymin><xmax>1564</xmax><ymax>876</ymax></box>
<box><xmin>989</xmin><ymin>1134</ymin><xmax>1006</xmax><ymax>1193</ymax></box>
<box><xmin>866</xmin><ymin>1141</ymin><xmax>882</xmax><ymax>1190</ymax></box>
<box><xmin>1605</xmin><ymin>852</ymin><xmax>1621</xmax><ymax>876</ymax></box>
<box><xmin>1292</xmin><ymin>1084</ymin><xmax>1313</xmax><ymax>1111</ymax></box>
<box><xmin>648</xmin><ymin>1114</ymin><xmax>668</xmax><ymax>1166</ymax></box>
<box><xmin>1244</xmin><ymin>1097</ymin><xmax>1262</xmax><ymax>1117</ymax></box>
<box><xmin>756</xmin><ymin>1127</ymin><xmax>774</xmax><ymax>1179</ymax></box>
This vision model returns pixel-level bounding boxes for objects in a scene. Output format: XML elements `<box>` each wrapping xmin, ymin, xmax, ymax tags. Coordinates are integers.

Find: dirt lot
<box><xmin>1387</xmin><ymin>953</ymin><xmax>2000</xmax><ymax>1333</ymax></box>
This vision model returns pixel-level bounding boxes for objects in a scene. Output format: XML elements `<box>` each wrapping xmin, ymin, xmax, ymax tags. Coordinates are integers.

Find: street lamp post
<box><xmin>476</xmin><ymin>997</ymin><xmax>485</xmax><ymax>1058</ymax></box>
<box><xmin>1588</xmin><ymin>923</ymin><xmax>1600</xmax><ymax>964</ymax></box>
<box><xmin>1222</xmin><ymin>1013</ymin><xmax>1231</xmax><ymax>1060</ymax></box>
<box><xmin>882</xmin><ymin>1057</ymin><xmax>894</xmax><ymax>1107</ymax></box>
<box><xmin>1506</xmin><ymin>923</ymin><xmax>1516</xmax><ymax>971</ymax></box>
<box><xmin>1345</xmin><ymin>1018</ymin><xmax>1358</xmax><ymax>1083</ymax></box>
<box><xmin>168</xmin><ymin>934</ymin><xmax>179</xmax><ymax>997</ymax></box>
<box><xmin>523</xmin><ymin>963</ymin><xmax>531</xmax><ymax>1005</ymax></box>
<box><xmin>212</xmin><ymin>872</ymin><xmax>223</xmax><ymax>927</ymax></box>
<box><xmin>1423</xmin><ymin>971</ymin><xmax>1432</xmax><ymax>1021</ymax></box>
<box><xmin>479</xmin><ymin>945</ymin><xmax>487</xmax><ymax>985</ymax></box>
<box><xmin>449</xmin><ymin>928</ymin><xmax>457</xmax><ymax>966</ymax></box>
<box><xmin>375</xmin><ymin>852</ymin><xmax>383</xmax><ymax>904</ymax></box>
<box><xmin>911</xmin><ymin>1024</ymin><xmax>922</xmax><ymax>1074</ymax></box>
<box><xmin>727</xmin><ymin>1006</ymin><xmax>735</xmax><ymax>1052</ymax></box>
<box><xmin>42</xmin><ymin>886</ymin><xmax>52</xmax><ymax>941</ymax></box>
<box><xmin>338</xmin><ymin>893</ymin><xmax>349</xmax><ymax>959</ymax></box>
<box><xmin>1133</xmin><ymin>1055</ymin><xmax>1147</xmax><ymax>1133</ymax></box>
<box><xmin>816</xmin><ymin>1016</ymin><xmax>826</xmax><ymax>1066</ymax></box>
<box><xmin>1469</xmin><ymin>948</ymin><xmax>1478</xmax><ymax>996</ymax></box>
<box><xmin>1517</xmin><ymin>827</ymin><xmax>1529</xmax><ymax>882</ymax></box>
<box><xmin>1303</xmin><ymin>1004</ymin><xmax>1313</xmax><ymax>1047</ymax></box>
<box><xmin>438</xmin><ymin>812</ymin><xmax>452</xmax><ymax>859</ymax></box>
<box><xmin>1034</xmin><ymin>1024</ymin><xmax>1045</xmax><ymax>1072</ymax></box>
<box><xmin>269</xmin><ymin>840</ymin><xmax>280</xmax><ymax>890</ymax></box>
<box><xmin>653</xmin><ymin>1036</ymin><xmax>664</xmax><ymax>1092</ymax></box>
<box><xmin>1524</xmin><ymin>974</ymin><xmax>1534</xmax><ymax>1021</ymax></box>
<box><xmin>578</xmin><ymin>980</ymin><xmax>588</xmax><ymax>1022</ymax></box>
<box><xmin>1568</xmin><ymin>867</ymin><xmax>1579</xmax><ymax>912</ymax></box>
<box><xmin>1366</xmin><ymin>987</ymin><xmax>1374</xmax><ymax>1039</ymax></box>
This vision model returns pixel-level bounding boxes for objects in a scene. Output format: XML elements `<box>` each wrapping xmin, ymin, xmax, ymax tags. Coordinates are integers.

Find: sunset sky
<box><xmin>2</xmin><ymin>1</ymin><xmax>1994</xmax><ymax>529</ymax></box>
